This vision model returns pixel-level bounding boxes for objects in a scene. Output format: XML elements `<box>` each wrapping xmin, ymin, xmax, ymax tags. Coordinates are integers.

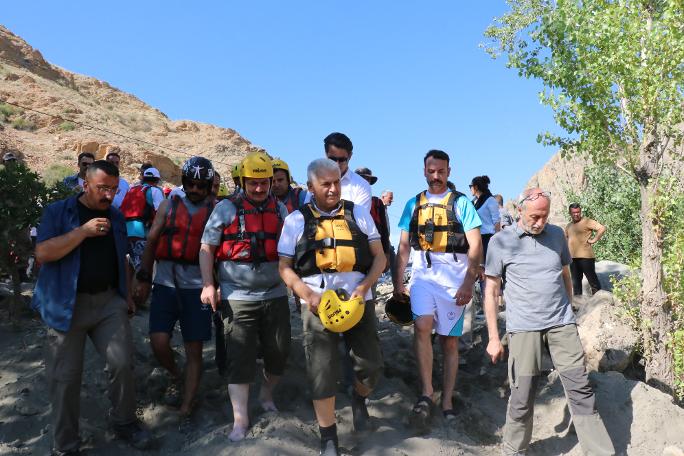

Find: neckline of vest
<box><xmin>311</xmin><ymin>200</ymin><xmax>343</xmax><ymax>216</ymax></box>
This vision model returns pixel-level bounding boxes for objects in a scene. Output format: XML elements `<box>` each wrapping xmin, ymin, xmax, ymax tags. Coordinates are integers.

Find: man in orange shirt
<box><xmin>565</xmin><ymin>203</ymin><xmax>607</xmax><ymax>295</ymax></box>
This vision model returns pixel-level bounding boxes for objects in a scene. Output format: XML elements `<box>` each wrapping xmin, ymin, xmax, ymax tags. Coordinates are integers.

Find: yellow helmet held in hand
<box><xmin>240</xmin><ymin>152</ymin><xmax>273</xmax><ymax>187</ymax></box>
<box><xmin>318</xmin><ymin>289</ymin><xmax>364</xmax><ymax>333</ymax></box>
<box><xmin>271</xmin><ymin>158</ymin><xmax>292</xmax><ymax>183</ymax></box>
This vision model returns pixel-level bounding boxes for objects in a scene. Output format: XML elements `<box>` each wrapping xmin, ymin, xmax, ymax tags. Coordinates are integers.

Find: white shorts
<box><xmin>409</xmin><ymin>280</ymin><xmax>465</xmax><ymax>336</ymax></box>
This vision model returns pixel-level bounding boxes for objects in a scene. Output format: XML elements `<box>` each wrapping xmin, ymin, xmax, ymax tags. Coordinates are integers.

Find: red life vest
<box><xmin>370</xmin><ymin>196</ymin><xmax>390</xmax><ymax>253</ymax></box>
<box><xmin>155</xmin><ymin>196</ymin><xmax>215</xmax><ymax>264</ymax></box>
<box><xmin>215</xmin><ymin>194</ymin><xmax>283</xmax><ymax>265</ymax></box>
<box><xmin>120</xmin><ymin>184</ymin><xmax>156</xmax><ymax>223</ymax></box>
<box><xmin>280</xmin><ymin>187</ymin><xmax>303</xmax><ymax>214</ymax></box>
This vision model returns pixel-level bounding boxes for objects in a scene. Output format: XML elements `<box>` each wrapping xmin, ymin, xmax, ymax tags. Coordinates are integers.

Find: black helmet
<box><xmin>385</xmin><ymin>293</ymin><xmax>413</xmax><ymax>326</ymax></box>
<box><xmin>182</xmin><ymin>156</ymin><xmax>215</xmax><ymax>181</ymax></box>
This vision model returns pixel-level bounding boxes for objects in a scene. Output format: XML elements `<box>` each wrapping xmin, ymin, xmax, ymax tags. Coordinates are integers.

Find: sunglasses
<box><xmin>185</xmin><ymin>181</ymin><xmax>209</xmax><ymax>190</ymax></box>
<box><xmin>519</xmin><ymin>191</ymin><xmax>551</xmax><ymax>204</ymax></box>
<box><xmin>327</xmin><ymin>156</ymin><xmax>349</xmax><ymax>163</ymax></box>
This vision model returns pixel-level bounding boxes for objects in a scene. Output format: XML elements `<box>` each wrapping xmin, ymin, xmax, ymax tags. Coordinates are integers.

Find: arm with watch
<box><xmin>131</xmin><ymin>199</ymin><xmax>170</xmax><ymax>308</ymax></box>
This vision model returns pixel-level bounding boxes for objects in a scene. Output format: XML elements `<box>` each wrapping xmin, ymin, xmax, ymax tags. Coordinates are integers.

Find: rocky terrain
<box><xmin>0</xmin><ymin>25</ymin><xmax>262</xmax><ymax>186</ymax></box>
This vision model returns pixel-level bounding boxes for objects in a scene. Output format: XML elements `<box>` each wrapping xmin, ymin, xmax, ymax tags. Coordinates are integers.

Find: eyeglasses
<box><xmin>185</xmin><ymin>181</ymin><xmax>209</xmax><ymax>190</ymax></box>
<box><xmin>95</xmin><ymin>184</ymin><xmax>119</xmax><ymax>195</ymax></box>
<box><xmin>327</xmin><ymin>156</ymin><xmax>349</xmax><ymax>163</ymax></box>
<box><xmin>519</xmin><ymin>191</ymin><xmax>551</xmax><ymax>204</ymax></box>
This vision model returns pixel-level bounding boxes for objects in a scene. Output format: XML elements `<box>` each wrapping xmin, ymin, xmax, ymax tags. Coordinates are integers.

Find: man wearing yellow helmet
<box><xmin>199</xmin><ymin>151</ymin><xmax>290</xmax><ymax>443</ymax></box>
<box><xmin>230</xmin><ymin>162</ymin><xmax>242</xmax><ymax>196</ymax></box>
<box><xmin>278</xmin><ymin>158</ymin><xmax>386</xmax><ymax>456</ymax></box>
<box><xmin>271</xmin><ymin>158</ymin><xmax>308</xmax><ymax>214</ymax></box>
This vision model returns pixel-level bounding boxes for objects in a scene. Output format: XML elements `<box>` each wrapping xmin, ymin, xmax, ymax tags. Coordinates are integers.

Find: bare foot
<box><xmin>229</xmin><ymin>421</ymin><xmax>249</xmax><ymax>442</ymax></box>
<box><xmin>259</xmin><ymin>386</ymin><xmax>278</xmax><ymax>412</ymax></box>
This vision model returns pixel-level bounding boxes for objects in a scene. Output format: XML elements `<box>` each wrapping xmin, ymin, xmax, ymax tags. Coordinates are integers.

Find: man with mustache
<box><xmin>132</xmin><ymin>157</ymin><xmax>216</xmax><ymax>425</ymax></box>
<box><xmin>484</xmin><ymin>188</ymin><xmax>615</xmax><ymax>455</ymax></box>
<box><xmin>393</xmin><ymin>149</ymin><xmax>483</xmax><ymax>428</ymax></box>
<box><xmin>199</xmin><ymin>151</ymin><xmax>290</xmax><ymax>442</ymax></box>
<box><xmin>33</xmin><ymin>160</ymin><xmax>152</xmax><ymax>455</ymax></box>
<box><xmin>62</xmin><ymin>152</ymin><xmax>94</xmax><ymax>191</ymax></box>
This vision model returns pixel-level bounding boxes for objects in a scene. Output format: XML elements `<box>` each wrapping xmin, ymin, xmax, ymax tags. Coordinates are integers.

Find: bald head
<box><xmin>518</xmin><ymin>187</ymin><xmax>550</xmax><ymax>234</ymax></box>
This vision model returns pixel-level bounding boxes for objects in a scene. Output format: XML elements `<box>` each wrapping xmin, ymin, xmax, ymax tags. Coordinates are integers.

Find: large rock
<box><xmin>577</xmin><ymin>290</ymin><xmax>638</xmax><ymax>372</ymax></box>
<box><xmin>581</xmin><ymin>260</ymin><xmax>632</xmax><ymax>294</ymax></box>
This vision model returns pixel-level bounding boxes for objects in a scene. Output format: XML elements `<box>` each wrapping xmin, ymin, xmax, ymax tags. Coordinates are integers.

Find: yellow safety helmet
<box><xmin>231</xmin><ymin>162</ymin><xmax>242</xmax><ymax>179</ymax></box>
<box><xmin>271</xmin><ymin>157</ymin><xmax>293</xmax><ymax>181</ymax></box>
<box><xmin>318</xmin><ymin>289</ymin><xmax>365</xmax><ymax>333</ymax></box>
<box><xmin>217</xmin><ymin>179</ymin><xmax>229</xmax><ymax>198</ymax></box>
<box><xmin>240</xmin><ymin>152</ymin><xmax>273</xmax><ymax>187</ymax></box>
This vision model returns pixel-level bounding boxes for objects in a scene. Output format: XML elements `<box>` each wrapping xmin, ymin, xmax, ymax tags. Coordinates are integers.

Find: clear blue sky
<box><xmin>3</xmin><ymin>1</ymin><xmax>561</xmax><ymax>244</ymax></box>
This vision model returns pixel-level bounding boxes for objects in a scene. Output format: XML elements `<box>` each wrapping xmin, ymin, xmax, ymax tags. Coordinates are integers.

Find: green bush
<box><xmin>0</xmin><ymin>103</ymin><xmax>16</xmax><ymax>122</ymax></box>
<box><xmin>11</xmin><ymin>117</ymin><xmax>36</xmax><ymax>131</ymax></box>
<box><xmin>58</xmin><ymin>121</ymin><xmax>76</xmax><ymax>131</ymax></box>
<box><xmin>565</xmin><ymin>165</ymin><xmax>641</xmax><ymax>265</ymax></box>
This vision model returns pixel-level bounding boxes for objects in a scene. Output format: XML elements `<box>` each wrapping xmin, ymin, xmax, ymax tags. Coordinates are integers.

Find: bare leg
<box><xmin>150</xmin><ymin>332</ymin><xmax>181</xmax><ymax>379</ymax></box>
<box><xmin>414</xmin><ymin>316</ymin><xmax>435</xmax><ymax>399</ymax></box>
<box><xmin>228</xmin><ymin>383</ymin><xmax>250</xmax><ymax>441</ymax></box>
<box><xmin>180</xmin><ymin>341</ymin><xmax>203</xmax><ymax>416</ymax></box>
<box><xmin>258</xmin><ymin>370</ymin><xmax>280</xmax><ymax>412</ymax></box>
<box><xmin>439</xmin><ymin>335</ymin><xmax>459</xmax><ymax>411</ymax></box>
<box><xmin>313</xmin><ymin>397</ymin><xmax>336</xmax><ymax>427</ymax></box>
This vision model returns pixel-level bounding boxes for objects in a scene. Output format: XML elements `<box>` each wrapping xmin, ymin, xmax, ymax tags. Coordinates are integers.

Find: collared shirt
<box><xmin>485</xmin><ymin>222</ymin><xmax>574</xmax><ymax>333</ymax></box>
<box><xmin>62</xmin><ymin>174</ymin><xmax>84</xmax><ymax>191</ymax></box>
<box><xmin>277</xmin><ymin>200</ymin><xmax>381</xmax><ymax>302</ymax></box>
<box><xmin>303</xmin><ymin>170</ymin><xmax>372</xmax><ymax>212</ymax></box>
<box><xmin>32</xmin><ymin>195</ymin><xmax>128</xmax><ymax>331</ymax></box>
<box><xmin>111</xmin><ymin>177</ymin><xmax>130</xmax><ymax>209</ymax></box>
<box><xmin>475</xmin><ymin>196</ymin><xmax>501</xmax><ymax>235</ymax></box>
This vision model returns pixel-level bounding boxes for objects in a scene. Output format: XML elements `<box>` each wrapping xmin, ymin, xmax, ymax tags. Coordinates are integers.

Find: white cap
<box><xmin>143</xmin><ymin>167</ymin><xmax>161</xmax><ymax>179</ymax></box>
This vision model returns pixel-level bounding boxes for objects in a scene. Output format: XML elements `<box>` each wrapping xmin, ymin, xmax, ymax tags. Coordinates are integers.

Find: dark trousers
<box><xmin>570</xmin><ymin>258</ymin><xmax>601</xmax><ymax>295</ymax></box>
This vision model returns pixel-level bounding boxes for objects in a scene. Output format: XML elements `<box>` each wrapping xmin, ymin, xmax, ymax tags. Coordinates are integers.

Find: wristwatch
<box><xmin>136</xmin><ymin>269</ymin><xmax>152</xmax><ymax>283</ymax></box>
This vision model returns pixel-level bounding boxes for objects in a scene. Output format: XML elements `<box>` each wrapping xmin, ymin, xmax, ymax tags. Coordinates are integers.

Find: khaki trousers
<box><xmin>503</xmin><ymin>324</ymin><xmax>615</xmax><ymax>456</ymax></box>
<box><xmin>46</xmin><ymin>290</ymin><xmax>136</xmax><ymax>453</ymax></box>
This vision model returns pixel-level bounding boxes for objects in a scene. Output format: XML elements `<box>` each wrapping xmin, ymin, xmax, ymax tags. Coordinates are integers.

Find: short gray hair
<box><xmin>517</xmin><ymin>188</ymin><xmax>551</xmax><ymax>209</ymax></box>
<box><xmin>307</xmin><ymin>158</ymin><xmax>340</xmax><ymax>184</ymax></box>
<box><xmin>381</xmin><ymin>189</ymin><xmax>393</xmax><ymax>197</ymax></box>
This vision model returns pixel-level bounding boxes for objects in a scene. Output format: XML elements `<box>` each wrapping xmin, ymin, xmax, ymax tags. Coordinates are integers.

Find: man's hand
<box><xmin>587</xmin><ymin>238</ymin><xmax>597</xmax><ymax>245</ymax></box>
<box><xmin>81</xmin><ymin>218</ymin><xmax>111</xmax><ymax>237</ymax></box>
<box><xmin>305</xmin><ymin>290</ymin><xmax>322</xmax><ymax>314</ymax></box>
<box><xmin>486</xmin><ymin>338</ymin><xmax>505</xmax><ymax>364</ymax></box>
<box><xmin>132</xmin><ymin>279</ymin><xmax>151</xmax><ymax>308</ymax></box>
<box><xmin>351</xmin><ymin>284</ymin><xmax>369</xmax><ymax>301</ymax></box>
<box><xmin>393</xmin><ymin>282</ymin><xmax>407</xmax><ymax>298</ymax></box>
<box><xmin>201</xmin><ymin>284</ymin><xmax>219</xmax><ymax>312</ymax></box>
<box><xmin>455</xmin><ymin>283</ymin><xmax>473</xmax><ymax>306</ymax></box>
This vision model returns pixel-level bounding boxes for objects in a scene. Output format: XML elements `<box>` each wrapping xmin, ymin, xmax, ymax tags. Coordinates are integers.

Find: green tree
<box><xmin>484</xmin><ymin>0</ymin><xmax>684</xmax><ymax>393</ymax></box>
<box><xmin>0</xmin><ymin>162</ymin><xmax>46</xmax><ymax>316</ymax></box>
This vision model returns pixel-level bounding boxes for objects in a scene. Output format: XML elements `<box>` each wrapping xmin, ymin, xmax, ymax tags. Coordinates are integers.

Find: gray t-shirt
<box><xmin>153</xmin><ymin>196</ymin><xmax>211</xmax><ymax>289</ymax></box>
<box><xmin>201</xmin><ymin>197</ymin><xmax>289</xmax><ymax>301</ymax></box>
<box><xmin>485</xmin><ymin>223</ymin><xmax>574</xmax><ymax>333</ymax></box>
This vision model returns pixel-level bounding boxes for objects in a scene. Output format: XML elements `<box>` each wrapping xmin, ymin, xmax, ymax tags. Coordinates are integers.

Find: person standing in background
<box><xmin>105</xmin><ymin>149</ymin><xmax>130</xmax><ymax>209</ymax></box>
<box><xmin>494</xmin><ymin>194</ymin><xmax>514</xmax><ymax>229</ymax></box>
<box><xmin>63</xmin><ymin>152</ymin><xmax>94</xmax><ymax>191</ymax></box>
<box><xmin>565</xmin><ymin>203</ymin><xmax>607</xmax><ymax>296</ymax></box>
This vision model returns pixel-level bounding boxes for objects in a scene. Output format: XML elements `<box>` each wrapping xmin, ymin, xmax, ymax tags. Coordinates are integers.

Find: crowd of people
<box><xmin>26</xmin><ymin>131</ymin><xmax>615</xmax><ymax>456</ymax></box>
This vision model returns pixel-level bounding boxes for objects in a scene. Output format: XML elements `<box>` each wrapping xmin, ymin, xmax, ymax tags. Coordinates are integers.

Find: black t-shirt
<box><xmin>76</xmin><ymin>199</ymin><xmax>118</xmax><ymax>293</ymax></box>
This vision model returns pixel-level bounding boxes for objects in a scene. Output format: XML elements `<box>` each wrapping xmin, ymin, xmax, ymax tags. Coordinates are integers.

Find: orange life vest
<box><xmin>215</xmin><ymin>194</ymin><xmax>283</xmax><ymax>265</ymax></box>
<box><xmin>155</xmin><ymin>196</ymin><xmax>215</xmax><ymax>264</ymax></box>
<box><xmin>279</xmin><ymin>187</ymin><xmax>303</xmax><ymax>214</ymax></box>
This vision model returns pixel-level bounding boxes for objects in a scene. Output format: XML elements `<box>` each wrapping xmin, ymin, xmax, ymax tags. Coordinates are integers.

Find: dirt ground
<box><xmin>1</xmin><ymin>282</ymin><xmax>684</xmax><ymax>456</ymax></box>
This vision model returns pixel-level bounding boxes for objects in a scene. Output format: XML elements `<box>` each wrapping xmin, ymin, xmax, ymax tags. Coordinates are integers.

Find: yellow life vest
<box><xmin>408</xmin><ymin>191</ymin><xmax>469</xmax><ymax>264</ymax></box>
<box><xmin>294</xmin><ymin>200</ymin><xmax>372</xmax><ymax>277</ymax></box>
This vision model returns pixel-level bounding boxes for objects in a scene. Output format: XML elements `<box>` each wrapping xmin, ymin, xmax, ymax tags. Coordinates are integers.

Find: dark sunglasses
<box><xmin>185</xmin><ymin>181</ymin><xmax>209</xmax><ymax>190</ymax></box>
<box><xmin>327</xmin><ymin>156</ymin><xmax>349</xmax><ymax>163</ymax></box>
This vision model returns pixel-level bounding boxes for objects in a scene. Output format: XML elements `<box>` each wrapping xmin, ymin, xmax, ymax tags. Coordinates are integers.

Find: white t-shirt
<box><xmin>112</xmin><ymin>177</ymin><xmax>130</xmax><ymax>209</ymax></box>
<box><xmin>278</xmin><ymin>201</ymin><xmax>381</xmax><ymax>302</ymax></box>
<box><xmin>303</xmin><ymin>170</ymin><xmax>372</xmax><ymax>212</ymax></box>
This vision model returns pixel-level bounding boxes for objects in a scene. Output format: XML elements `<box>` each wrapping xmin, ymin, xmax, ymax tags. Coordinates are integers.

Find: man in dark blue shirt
<box><xmin>33</xmin><ymin>160</ymin><xmax>152</xmax><ymax>455</ymax></box>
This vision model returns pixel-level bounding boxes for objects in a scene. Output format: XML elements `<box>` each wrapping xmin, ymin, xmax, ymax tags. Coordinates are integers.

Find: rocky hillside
<box><xmin>0</xmin><ymin>25</ymin><xmax>262</xmax><ymax>185</ymax></box>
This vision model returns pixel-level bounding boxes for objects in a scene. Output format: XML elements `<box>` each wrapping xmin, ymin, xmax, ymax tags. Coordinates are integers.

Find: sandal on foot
<box><xmin>409</xmin><ymin>395</ymin><xmax>433</xmax><ymax>430</ymax></box>
<box><xmin>442</xmin><ymin>409</ymin><xmax>457</xmax><ymax>422</ymax></box>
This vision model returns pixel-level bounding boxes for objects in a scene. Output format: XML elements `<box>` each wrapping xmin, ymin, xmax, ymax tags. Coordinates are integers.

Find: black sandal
<box><xmin>442</xmin><ymin>409</ymin><xmax>457</xmax><ymax>422</ymax></box>
<box><xmin>411</xmin><ymin>395</ymin><xmax>433</xmax><ymax>418</ymax></box>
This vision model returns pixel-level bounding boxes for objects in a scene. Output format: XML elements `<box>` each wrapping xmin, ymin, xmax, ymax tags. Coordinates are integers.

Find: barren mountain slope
<box><xmin>0</xmin><ymin>25</ymin><xmax>262</xmax><ymax>184</ymax></box>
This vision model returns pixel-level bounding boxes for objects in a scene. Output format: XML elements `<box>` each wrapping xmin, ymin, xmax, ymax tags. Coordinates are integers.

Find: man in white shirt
<box><xmin>105</xmin><ymin>149</ymin><xmax>130</xmax><ymax>209</ymax></box>
<box><xmin>304</xmin><ymin>132</ymin><xmax>372</xmax><ymax>212</ymax></box>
